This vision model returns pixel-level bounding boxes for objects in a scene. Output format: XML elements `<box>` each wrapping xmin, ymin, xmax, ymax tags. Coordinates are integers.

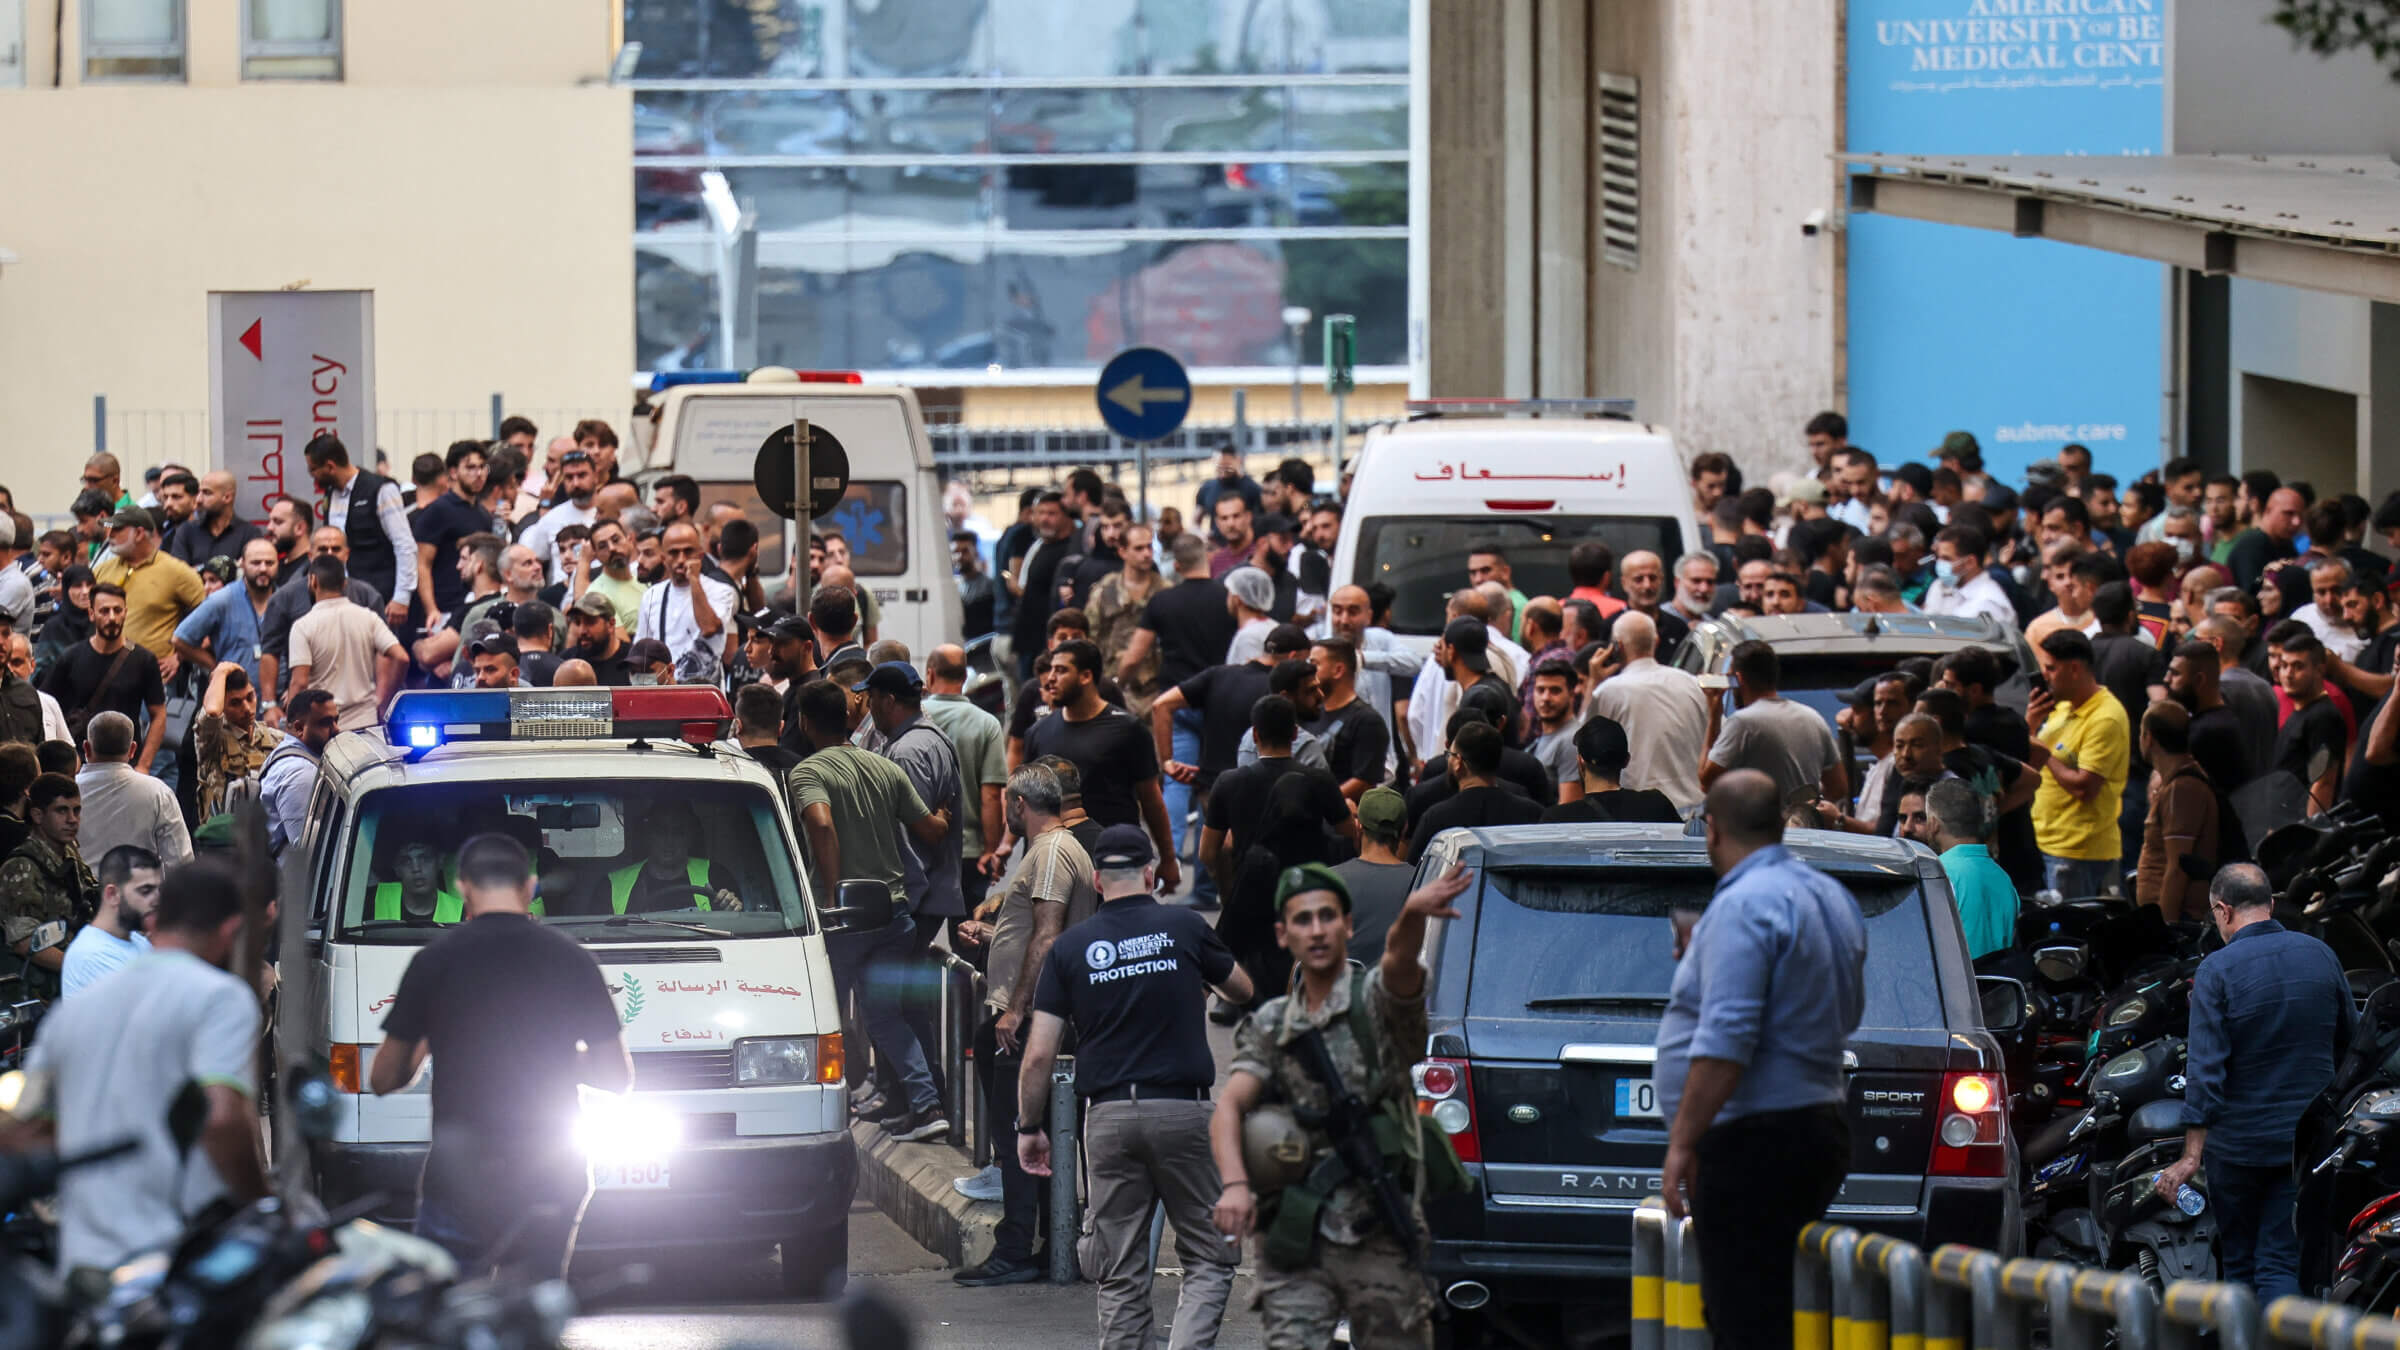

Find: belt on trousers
<box><xmin>1088</xmin><ymin>1082</ymin><xmax>1210</xmax><ymax>1104</ymax></box>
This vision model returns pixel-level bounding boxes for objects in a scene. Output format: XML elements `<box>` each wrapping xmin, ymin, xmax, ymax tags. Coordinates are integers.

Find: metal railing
<box><xmin>1635</xmin><ymin>1202</ymin><xmax>2400</xmax><ymax>1350</ymax></box>
<box><xmin>845</xmin><ymin>944</ymin><xmax>986</xmax><ymax>1154</ymax></box>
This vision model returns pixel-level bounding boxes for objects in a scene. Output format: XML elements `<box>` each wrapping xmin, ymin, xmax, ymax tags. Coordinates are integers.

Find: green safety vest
<box><xmin>608</xmin><ymin>858</ymin><xmax>713</xmax><ymax>914</ymax></box>
<box><xmin>373</xmin><ymin>883</ymin><xmax>463</xmax><ymax>924</ymax></box>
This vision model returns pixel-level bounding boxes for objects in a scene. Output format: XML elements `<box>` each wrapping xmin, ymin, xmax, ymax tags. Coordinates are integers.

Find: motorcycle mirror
<box><xmin>284</xmin><ymin>1062</ymin><xmax>345</xmax><ymax>1143</ymax></box>
<box><xmin>167</xmin><ymin>1080</ymin><xmax>209</xmax><ymax>1156</ymax></box>
<box><xmin>1976</xmin><ymin>975</ymin><xmax>2031</xmax><ymax>1032</ymax></box>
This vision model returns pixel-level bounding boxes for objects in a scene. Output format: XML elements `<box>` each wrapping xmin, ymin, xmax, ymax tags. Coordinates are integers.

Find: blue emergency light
<box><xmin>386</xmin><ymin>687</ymin><xmax>733</xmax><ymax>758</ymax></box>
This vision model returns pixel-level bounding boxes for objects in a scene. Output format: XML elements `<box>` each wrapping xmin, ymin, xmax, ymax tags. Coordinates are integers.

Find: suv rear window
<box><xmin>1467</xmin><ymin>866</ymin><xmax>1945</xmax><ymax>1030</ymax></box>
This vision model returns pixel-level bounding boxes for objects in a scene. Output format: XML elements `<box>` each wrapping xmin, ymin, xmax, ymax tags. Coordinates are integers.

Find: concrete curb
<box><xmin>851</xmin><ymin>1121</ymin><xmax>998</xmax><ymax>1268</ymax></box>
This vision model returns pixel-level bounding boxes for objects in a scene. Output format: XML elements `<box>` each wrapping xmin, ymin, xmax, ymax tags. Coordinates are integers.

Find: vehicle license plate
<box><xmin>1615</xmin><ymin>1078</ymin><xmax>1662</xmax><ymax>1120</ymax></box>
<box><xmin>595</xmin><ymin>1161</ymin><xmax>671</xmax><ymax>1190</ymax></box>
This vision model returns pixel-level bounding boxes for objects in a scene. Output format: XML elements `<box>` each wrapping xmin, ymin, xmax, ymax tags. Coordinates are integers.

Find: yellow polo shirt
<box><xmin>2031</xmin><ymin>687</ymin><xmax>2130</xmax><ymax>862</ymax></box>
<box><xmin>94</xmin><ymin>550</ymin><xmax>205</xmax><ymax>663</ymax></box>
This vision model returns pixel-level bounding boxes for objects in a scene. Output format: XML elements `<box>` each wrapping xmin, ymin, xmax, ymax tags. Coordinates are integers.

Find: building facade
<box><xmin>0</xmin><ymin>0</ymin><xmax>632</xmax><ymax>508</ymax></box>
<box><xmin>621</xmin><ymin>0</ymin><xmax>1410</xmax><ymax>384</ymax></box>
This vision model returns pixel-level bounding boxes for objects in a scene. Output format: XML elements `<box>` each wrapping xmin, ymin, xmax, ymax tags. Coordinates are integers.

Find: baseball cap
<box><xmin>1091</xmin><ymin>823</ymin><xmax>1155</xmax><ymax>870</ymax></box>
<box><xmin>1781</xmin><ymin>478</ymin><xmax>1828</xmax><ymax>508</ymax></box>
<box><xmin>1356</xmin><ymin>787</ymin><xmax>1406</xmax><ymax>836</ymax></box>
<box><xmin>1274</xmin><ymin>862</ymin><xmax>1352</xmax><ymax>915</ymax></box>
<box><xmin>767</xmin><ymin>614</ymin><xmax>813</xmax><ymax>643</ymax></box>
<box><xmin>1891</xmin><ymin>462</ymin><xmax>1933</xmax><ymax>496</ymax></box>
<box><xmin>469</xmin><ymin>631</ymin><xmax>519</xmax><ymax>659</ymax></box>
<box><xmin>1979</xmin><ymin>483</ymin><xmax>2020</xmax><ymax>516</ymax></box>
<box><xmin>1441</xmin><ymin>617</ymin><xmax>1492</xmax><ymax>674</ymax></box>
<box><xmin>1935</xmin><ymin>430</ymin><xmax>1981</xmax><ymax>461</ymax></box>
<box><xmin>565</xmin><ymin>591</ymin><xmax>616</xmax><ymax>621</ymax></box>
<box><xmin>1263</xmin><ymin>622</ymin><xmax>1312</xmax><ymax>657</ymax></box>
<box><xmin>2024</xmin><ymin>459</ymin><xmax>2065</xmax><ymax>489</ymax></box>
<box><xmin>627</xmin><ymin>638</ymin><xmax>675</xmax><ymax>670</ymax></box>
<box><xmin>852</xmin><ymin>660</ymin><xmax>925</xmax><ymax>697</ymax></box>
<box><xmin>107</xmin><ymin>506</ymin><xmax>155</xmax><ymax>532</ymax></box>
<box><xmin>1574</xmin><ymin>715</ymin><xmax>1633</xmax><ymax>774</ymax></box>
<box><xmin>200</xmin><ymin>556</ymin><xmax>237</xmax><ymax>586</ymax></box>
<box><xmin>1224</xmin><ymin>566</ymin><xmax>1275</xmax><ymax>614</ymax></box>
<box><xmin>1255</xmin><ymin>511</ymin><xmax>1297</xmax><ymax>538</ymax></box>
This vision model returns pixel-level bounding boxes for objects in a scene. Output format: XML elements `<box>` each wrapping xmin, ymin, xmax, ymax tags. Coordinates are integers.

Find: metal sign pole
<box><xmin>1333</xmin><ymin>390</ymin><xmax>1349</xmax><ymax>485</ymax></box>
<box><xmin>1134</xmin><ymin>433</ymin><xmax>1149</xmax><ymax>521</ymax></box>
<box><xmin>794</xmin><ymin>416</ymin><xmax>812</xmax><ymax>621</ymax></box>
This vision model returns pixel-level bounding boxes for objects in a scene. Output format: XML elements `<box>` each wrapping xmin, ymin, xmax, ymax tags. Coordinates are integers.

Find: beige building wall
<box><xmin>0</xmin><ymin>0</ymin><xmax>629</xmax><ymax>508</ymax></box>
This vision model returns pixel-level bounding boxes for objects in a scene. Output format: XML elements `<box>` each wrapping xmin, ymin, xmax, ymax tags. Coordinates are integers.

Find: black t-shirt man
<box><xmin>2346</xmin><ymin>692</ymin><xmax>2400</xmax><ymax>832</ymax></box>
<box><xmin>1405</xmin><ymin>753</ymin><xmax>1552</xmax><ymax>834</ymax></box>
<box><xmin>1139</xmin><ymin>577</ymin><xmax>1238</xmax><ymax>689</ymax></box>
<box><xmin>2361</xmin><ymin>626</ymin><xmax>2400</xmax><ymax>679</ymax></box>
<box><xmin>413</xmin><ymin>494</ymin><xmax>494</xmax><ymax>614</ymax></box>
<box><xmin>42</xmin><ymin>641</ymin><xmax>166</xmax><ymax>726</ymax></box>
<box><xmin>2186</xmin><ymin>704</ymin><xmax>2254</xmax><ymax>793</ymax></box>
<box><xmin>1173</xmin><ymin>660</ymin><xmax>1273</xmax><ymax>794</ymax></box>
<box><xmin>1963</xmin><ymin>700</ymin><xmax>2032</xmax><ymax>762</ymax></box>
<box><xmin>381</xmin><ymin>913</ymin><xmax>623</xmax><ymax>1229</ymax></box>
<box><xmin>1408</xmin><ymin>784</ymin><xmax>1544</xmax><ymax>863</ymax></box>
<box><xmin>1010</xmin><ymin>671</ymin><xmax>1125</xmax><ymax>742</ymax></box>
<box><xmin>2275</xmin><ymin>695</ymin><xmax>2349</xmax><ymax>792</ymax></box>
<box><xmin>1541</xmin><ymin>788</ymin><xmax>1679</xmax><ymax>825</ymax></box>
<box><xmin>1205</xmin><ymin>758</ymin><xmax>1350</xmax><ymax>865</ymax></box>
<box><xmin>1023</xmin><ymin>705</ymin><xmax>1159</xmax><ymax>830</ymax></box>
<box><xmin>1311</xmin><ymin>699</ymin><xmax>1391</xmax><ymax>790</ymax></box>
<box><xmin>1031</xmin><ymin>894</ymin><xmax>1237</xmax><ymax>1097</ymax></box>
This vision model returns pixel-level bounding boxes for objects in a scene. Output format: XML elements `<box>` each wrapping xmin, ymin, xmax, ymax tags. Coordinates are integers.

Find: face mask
<box><xmin>1934</xmin><ymin>559</ymin><xmax>1958</xmax><ymax>584</ymax></box>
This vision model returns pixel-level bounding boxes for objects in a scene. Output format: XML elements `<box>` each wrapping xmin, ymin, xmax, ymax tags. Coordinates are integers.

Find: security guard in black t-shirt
<box><xmin>370</xmin><ymin>833</ymin><xmax>631</xmax><ymax>1279</ymax></box>
<box><xmin>1014</xmin><ymin>825</ymin><xmax>1253</xmax><ymax>1349</ymax></box>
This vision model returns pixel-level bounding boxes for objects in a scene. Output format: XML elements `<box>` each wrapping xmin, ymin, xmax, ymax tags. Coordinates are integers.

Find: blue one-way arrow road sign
<box><xmin>1095</xmin><ymin>346</ymin><xmax>1192</xmax><ymax>442</ymax></box>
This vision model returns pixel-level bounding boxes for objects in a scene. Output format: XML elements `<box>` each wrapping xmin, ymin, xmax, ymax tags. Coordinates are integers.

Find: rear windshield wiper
<box><xmin>548</xmin><ymin>914</ymin><xmax>733</xmax><ymax>938</ymax></box>
<box><xmin>1525</xmin><ymin>995</ymin><xmax>1671</xmax><ymax>1011</ymax></box>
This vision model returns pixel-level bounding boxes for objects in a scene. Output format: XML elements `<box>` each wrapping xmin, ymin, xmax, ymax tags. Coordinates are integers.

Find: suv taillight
<box><xmin>1414</xmin><ymin>1057</ymin><xmax>1480</xmax><ymax>1163</ymax></box>
<box><xmin>1929</xmin><ymin>1071</ymin><xmax>2006</xmax><ymax>1177</ymax></box>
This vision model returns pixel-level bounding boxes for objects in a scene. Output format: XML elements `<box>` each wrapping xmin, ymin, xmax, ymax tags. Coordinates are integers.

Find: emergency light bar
<box><xmin>386</xmin><ymin>687</ymin><xmax>734</xmax><ymax>758</ymax></box>
<box><xmin>1405</xmin><ymin>397</ymin><xmax>1636</xmax><ymax>420</ymax></box>
<box><xmin>647</xmin><ymin>369</ymin><xmax>864</xmax><ymax>392</ymax></box>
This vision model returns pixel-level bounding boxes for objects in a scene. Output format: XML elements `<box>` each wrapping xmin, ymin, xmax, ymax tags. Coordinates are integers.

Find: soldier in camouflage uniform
<box><xmin>0</xmin><ymin>772</ymin><xmax>97</xmax><ymax>1000</ymax></box>
<box><xmin>193</xmin><ymin>660</ymin><xmax>281</xmax><ymax>819</ymax></box>
<box><xmin>1211</xmin><ymin>859</ymin><xmax>1472</xmax><ymax>1350</ymax></box>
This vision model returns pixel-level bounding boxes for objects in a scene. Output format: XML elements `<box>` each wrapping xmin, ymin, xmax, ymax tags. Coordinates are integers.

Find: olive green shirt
<box><xmin>785</xmin><ymin>746</ymin><xmax>929</xmax><ymax>905</ymax></box>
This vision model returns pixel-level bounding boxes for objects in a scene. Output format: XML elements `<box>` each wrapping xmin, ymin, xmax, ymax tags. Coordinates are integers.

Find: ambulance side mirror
<box><xmin>819</xmin><ymin>881</ymin><xmax>895</xmax><ymax>934</ymax></box>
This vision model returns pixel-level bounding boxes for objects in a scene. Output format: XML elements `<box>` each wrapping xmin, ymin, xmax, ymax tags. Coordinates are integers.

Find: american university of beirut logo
<box><xmin>1086</xmin><ymin>939</ymin><xmax>1118</xmax><ymax>970</ymax></box>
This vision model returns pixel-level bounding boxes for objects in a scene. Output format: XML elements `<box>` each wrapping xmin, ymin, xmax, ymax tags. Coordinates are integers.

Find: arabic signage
<box><xmin>1411</xmin><ymin>461</ymin><xmax>1629</xmax><ymax>487</ymax></box>
<box><xmin>1845</xmin><ymin>0</ymin><xmax>2164</xmax><ymax>485</ymax></box>
<box><xmin>207</xmin><ymin>291</ymin><xmax>377</xmax><ymax>526</ymax></box>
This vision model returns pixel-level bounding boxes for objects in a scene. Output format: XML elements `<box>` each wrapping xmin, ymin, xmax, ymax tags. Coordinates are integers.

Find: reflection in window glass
<box><xmin>705</xmin><ymin>90</ymin><xmax>851</xmax><ymax>157</ymax></box>
<box><xmin>1140</xmin><ymin>87</ymin><xmax>1287</xmax><ymax>155</ymax></box>
<box><xmin>1290</xmin><ymin>84</ymin><xmax>1406</xmax><ymax>151</ymax></box>
<box><xmin>856</xmin><ymin>89</ymin><xmax>993</xmax><ymax>158</ymax></box>
<box><xmin>993</xmin><ymin>89</ymin><xmax>1137</xmax><ymax>156</ymax></box>
<box><xmin>847</xmin><ymin>0</ymin><xmax>989</xmax><ymax>78</ymax></box>
<box><xmin>819</xmin><ymin>482</ymin><xmax>908</xmax><ymax>576</ymax></box>
<box><xmin>697</xmin><ymin>483</ymin><xmax>787</xmax><ymax>579</ymax></box>
<box><xmin>625</xmin><ymin>0</ymin><xmax>831</xmax><ymax>79</ymax></box>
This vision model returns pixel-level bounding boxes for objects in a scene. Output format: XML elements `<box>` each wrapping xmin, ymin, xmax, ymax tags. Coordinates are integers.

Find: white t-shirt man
<box><xmin>28</xmin><ymin>948</ymin><xmax>259</xmax><ymax>1273</ymax></box>
<box><xmin>60</xmin><ymin>926</ymin><xmax>150</xmax><ymax>999</ymax></box>
<box><xmin>636</xmin><ymin>573</ymin><xmax>740</xmax><ymax>676</ymax></box>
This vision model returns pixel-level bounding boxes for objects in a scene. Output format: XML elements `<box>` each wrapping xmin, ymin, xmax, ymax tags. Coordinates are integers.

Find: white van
<box><xmin>279</xmin><ymin>685</ymin><xmax>859</xmax><ymax>1294</ymax></box>
<box><xmin>1330</xmin><ymin>400</ymin><xmax>1705</xmax><ymax>652</ymax></box>
<box><xmin>635</xmin><ymin>370</ymin><xmax>963</xmax><ymax>656</ymax></box>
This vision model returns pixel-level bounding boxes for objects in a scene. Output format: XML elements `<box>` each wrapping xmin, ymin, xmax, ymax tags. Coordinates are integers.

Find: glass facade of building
<box><xmin>624</xmin><ymin>0</ymin><xmax>1408</xmax><ymax>375</ymax></box>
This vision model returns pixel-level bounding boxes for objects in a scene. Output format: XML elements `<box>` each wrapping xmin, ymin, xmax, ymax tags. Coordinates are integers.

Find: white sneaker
<box><xmin>953</xmin><ymin>1165</ymin><xmax>1003</xmax><ymax>1202</ymax></box>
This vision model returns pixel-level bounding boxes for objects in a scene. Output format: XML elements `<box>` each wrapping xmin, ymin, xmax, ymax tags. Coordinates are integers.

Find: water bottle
<box><xmin>2174</xmin><ymin>1183</ymin><xmax>2205</xmax><ymax>1217</ymax></box>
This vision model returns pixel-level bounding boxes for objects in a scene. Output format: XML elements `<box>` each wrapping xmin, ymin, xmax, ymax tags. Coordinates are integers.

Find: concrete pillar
<box><xmin>1533</xmin><ymin>0</ymin><xmax>1590</xmax><ymax>396</ymax></box>
<box><xmin>1424</xmin><ymin>0</ymin><xmax>1512</xmax><ymax>397</ymax></box>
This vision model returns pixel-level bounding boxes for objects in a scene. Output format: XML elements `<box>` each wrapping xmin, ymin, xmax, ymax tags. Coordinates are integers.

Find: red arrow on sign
<box><xmin>237</xmin><ymin>319</ymin><xmax>262</xmax><ymax>362</ymax></box>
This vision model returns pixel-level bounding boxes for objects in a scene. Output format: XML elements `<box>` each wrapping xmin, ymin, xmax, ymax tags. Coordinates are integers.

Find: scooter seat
<box><xmin>2128</xmin><ymin>1097</ymin><xmax>2186</xmax><ymax>1144</ymax></box>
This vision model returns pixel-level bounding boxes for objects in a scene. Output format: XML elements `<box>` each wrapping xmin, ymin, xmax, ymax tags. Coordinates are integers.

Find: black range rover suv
<box><xmin>1409</xmin><ymin>824</ymin><xmax>2019</xmax><ymax>1343</ymax></box>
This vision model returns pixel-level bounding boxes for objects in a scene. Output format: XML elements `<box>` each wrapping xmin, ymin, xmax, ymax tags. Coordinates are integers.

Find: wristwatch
<box><xmin>1016</xmin><ymin>1119</ymin><xmax>1047</xmax><ymax>1136</ymax></box>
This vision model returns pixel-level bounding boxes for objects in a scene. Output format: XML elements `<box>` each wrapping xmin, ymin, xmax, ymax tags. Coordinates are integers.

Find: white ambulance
<box><xmin>1330</xmin><ymin>399</ymin><xmax>1706</xmax><ymax>653</ymax></box>
<box><xmin>280</xmin><ymin>685</ymin><xmax>867</xmax><ymax>1294</ymax></box>
<box><xmin>630</xmin><ymin>368</ymin><xmax>962</xmax><ymax>657</ymax></box>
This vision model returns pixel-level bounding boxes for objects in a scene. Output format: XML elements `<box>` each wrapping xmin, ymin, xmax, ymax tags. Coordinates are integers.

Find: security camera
<box><xmin>1802</xmin><ymin>208</ymin><xmax>1829</xmax><ymax>237</ymax></box>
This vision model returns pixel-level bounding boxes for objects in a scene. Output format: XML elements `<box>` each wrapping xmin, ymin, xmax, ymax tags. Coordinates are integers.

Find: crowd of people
<box><xmin>3</xmin><ymin>406</ymin><xmax>2393</xmax><ymax>1327</ymax></box>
